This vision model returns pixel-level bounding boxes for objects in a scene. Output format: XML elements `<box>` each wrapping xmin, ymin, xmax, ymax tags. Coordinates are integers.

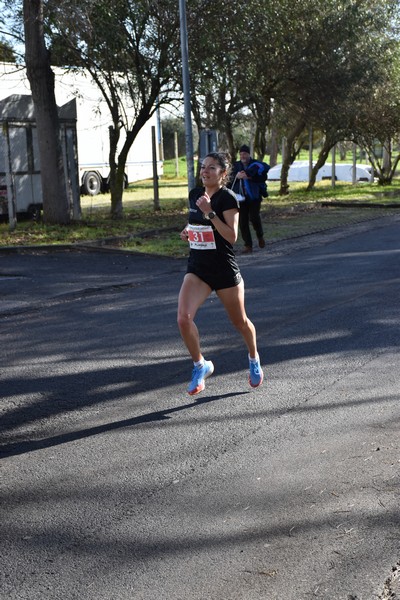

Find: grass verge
<box><xmin>1</xmin><ymin>178</ymin><xmax>399</xmax><ymax>257</ymax></box>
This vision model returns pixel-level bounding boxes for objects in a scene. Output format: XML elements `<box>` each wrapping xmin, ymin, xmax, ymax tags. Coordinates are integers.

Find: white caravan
<box><xmin>0</xmin><ymin>62</ymin><xmax>162</xmax><ymax>197</ymax></box>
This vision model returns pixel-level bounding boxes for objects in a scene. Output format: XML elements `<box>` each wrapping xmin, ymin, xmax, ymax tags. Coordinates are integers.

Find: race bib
<box><xmin>187</xmin><ymin>224</ymin><xmax>216</xmax><ymax>250</ymax></box>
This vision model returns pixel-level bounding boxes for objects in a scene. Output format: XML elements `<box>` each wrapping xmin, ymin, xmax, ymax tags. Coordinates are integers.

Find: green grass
<box><xmin>1</xmin><ymin>165</ymin><xmax>400</xmax><ymax>257</ymax></box>
<box><xmin>161</xmin><ymin>156</ymin><xmax>190</xmax><ymax>180</ymax></box>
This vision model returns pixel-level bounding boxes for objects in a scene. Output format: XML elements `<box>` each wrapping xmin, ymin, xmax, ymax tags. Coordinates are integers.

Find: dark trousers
<box><xmin>239</xmin><ymin>197</ymin><xmax>263</xmax><ymax>247</ymax></box>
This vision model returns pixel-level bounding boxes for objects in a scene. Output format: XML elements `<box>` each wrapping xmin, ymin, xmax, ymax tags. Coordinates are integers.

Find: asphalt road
<box><xmin>1</xmin><ymin>215</ymin><xmax>399</xmax><ymax>600</ymax></box>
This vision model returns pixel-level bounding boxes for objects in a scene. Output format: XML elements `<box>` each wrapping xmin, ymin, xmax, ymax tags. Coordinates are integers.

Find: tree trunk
<box><xmin>108</xmin><ymin>124</ymin><xmax>124</xmax><ymax>219</ymax></box>
<box><xmin>269</xmin><ymin>129</ymin><xmax>278</xmax><ymax>167</ymax></box>
<box><xmin>224</xmin><ymin>128</ymin><xmax>235</xmax><ymax>163</ymax></box>
<box><xmin>214</xmin><ymin>109</ymin><xmax>235</xmax><ymax>160</ymax></box>
<box><xmin>337</xmin><ymin>142</ymin><xmax>347</xmax><ymax>161</ymax></box>
<box><xmin>306</xmin><ymin>134</ymin><xmax>336</xmax><ymax>191</ymax></box>
<box><xmin>253</xmin><ymin>99</ymin><xmax>271</xmax><ymax>161</ymax></box>
<box><xmin>279</xmin><ymin>119</ymin><xmax>306</xmax><ymax>195</ymax></box>
<box><xmin>109</xmin><ymin>164</ymin><xmax>125</xmax><ymax>218</ymax></box>
<box><xmin>363</xmin><ymin>142</ymin><xmax>398</xmax><ymax>186</ymax></box>
<box><xmin>254</xmin><ymin>122</ymin><xmax>267</xmax><ymax>161</ymax></box>
<box><xmin>23</xmin><ymin>0</ymin><xmax>70</xmax><ymax>224</ymax></box>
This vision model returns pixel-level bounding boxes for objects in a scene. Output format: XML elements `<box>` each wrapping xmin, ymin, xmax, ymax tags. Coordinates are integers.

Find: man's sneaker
<box><xmin>188</xmin><ymin>360</ymin><xmax>214</xmax><ymax>395</ymax></box>
<box><xmin>258</xmin><ymin>237</ymin><xmax>266</xmax><ymax>248</ymax></box>
<box><xmin>249</xmin><ymin>356</ymin><xmax>264</xmax><ymax>388</ymax></box>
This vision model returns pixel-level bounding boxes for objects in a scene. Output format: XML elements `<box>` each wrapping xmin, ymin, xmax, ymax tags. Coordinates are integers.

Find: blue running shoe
<box><xmin>249</xmin><ymin>356</ymin><xmax>264</xmax><ymax>388</ymax></box>
<box><xmin>187</xmin><ymin>360</ymin><xmax>214</xmax><ymax>395</ymax></box>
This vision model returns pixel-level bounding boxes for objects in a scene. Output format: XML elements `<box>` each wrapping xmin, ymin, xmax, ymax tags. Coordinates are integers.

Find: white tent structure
<box><xmin>268</xmin><ymin>160</ymin><xmax>373</xmax><ymax>183</ymax></box>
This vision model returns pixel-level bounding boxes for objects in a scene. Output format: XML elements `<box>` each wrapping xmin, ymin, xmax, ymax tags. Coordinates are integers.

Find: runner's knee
<box><xmin>230</xmin><ymin>314</ymin><xmax>249</xmax><ymax>332</ymax></box>
<box><xmin>177</xmin><ymin>311</ymin><xmax>193</xmax><ymax>332</ymax></box>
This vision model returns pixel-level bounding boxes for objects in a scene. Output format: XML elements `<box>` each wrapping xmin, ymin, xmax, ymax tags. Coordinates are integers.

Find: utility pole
<box><xmin>178</xmin><ymin>0</ymin><xmax>195</xmax><ymax>192</ymax></box>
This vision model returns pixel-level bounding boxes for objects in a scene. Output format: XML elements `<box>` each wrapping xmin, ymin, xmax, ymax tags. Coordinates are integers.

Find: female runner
<box><xmin>177</xmin><ymin>151</ymin><xmax>264</xmax><ymax>395</ymax></box>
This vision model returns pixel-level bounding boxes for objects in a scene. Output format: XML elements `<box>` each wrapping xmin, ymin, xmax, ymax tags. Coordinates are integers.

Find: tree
<box><xmin>236</xmin><ymin>0</ymin><xmax>291</xmax><ymax>161</ymax></box>
<box><xmin>350</xmin><ymin>43</ymin><xmax>400</xmax><ymax>185</ymax></box>
<box><xmin>23</xmin><ymin>0</ymin><xmax>70</xmax><ymax>223</ymax></box>
<box><xmin>304</xmin><ymin>0</ymin><xmax>398</xmax><ymax>189</ymax></box>
<box><xmin>47</xmin><ymin>0</ymin><xmax>181</xmax><ymax>218</ymax></box>
<box><xmin>185</xmin><ymin>0</ymin><xmax>289</xmax><ymax>165</ymax></box>
<box><xmin>269</xmin><ymin>0</ymin><xmax>398</xmax><ymax>194</ymax></box>
<box><xmin>186</xmin><ymin>0</ymin><xmax>250</xmax><ymax>163</ymax></box>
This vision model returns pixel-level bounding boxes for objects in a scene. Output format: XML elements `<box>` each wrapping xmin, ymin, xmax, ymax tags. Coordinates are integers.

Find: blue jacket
<box><xmin>231</xmin><ymin>158</ymin><xmax>270</xmax><ymax>200</ymax></box>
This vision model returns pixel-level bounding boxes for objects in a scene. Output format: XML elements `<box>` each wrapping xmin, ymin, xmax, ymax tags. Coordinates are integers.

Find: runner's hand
<box><xmin>196</xmin><ymin>194</ymin><xmax>211</xmax><ymax>213</ymax></box>
<box><xmin>180</xmin><ymin>226</ymin><xmax>189</xmax><ymax>242</ymax></box>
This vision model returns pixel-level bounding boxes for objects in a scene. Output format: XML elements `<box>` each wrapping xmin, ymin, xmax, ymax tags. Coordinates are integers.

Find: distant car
<box><xmin>268</xmin><ymin>161</ymin><xmax>373</xmax><ymax>182</ymax></box>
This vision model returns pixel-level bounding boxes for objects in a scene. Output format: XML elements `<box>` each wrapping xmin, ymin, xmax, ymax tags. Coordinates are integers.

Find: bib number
<box><xmin>188</xmin><ymin>224</ymin><xmax>216</xmax><ymax>250</ymax></box>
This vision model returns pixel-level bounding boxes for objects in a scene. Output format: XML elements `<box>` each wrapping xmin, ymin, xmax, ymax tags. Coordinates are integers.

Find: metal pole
<box><xmin>174</xmin><ymin>131</ymin><xmax>179</xmax><ymax>177</ymax></box>
<box><xmin>3</xmin><ymin>122</ymin><xmax>17</xmax><ymax>231</ymax></box>
<box><xmin>179</xmin><ymin>0</ymin><xmax>195</xmax><ymax>192</ymax></box>
<box><xmin>157</xmin><ymin>103</ymin><xmax>164</xmax><ymax>161</ymax></box>
<box><xmin>151</xmin><ymin>126</ymin><xmax>160</xmax><ymax>210</ymax></box>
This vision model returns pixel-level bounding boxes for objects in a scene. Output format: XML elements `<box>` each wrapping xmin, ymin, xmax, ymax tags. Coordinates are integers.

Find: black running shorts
<box><xmin>187</xmin><ymin>264</ymin><xmax>242</xmax><ymax>291</ymax></box>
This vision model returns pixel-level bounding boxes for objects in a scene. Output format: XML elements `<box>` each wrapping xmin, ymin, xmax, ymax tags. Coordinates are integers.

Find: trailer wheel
<box><xmin>82</xmin><ymin>171</ymin><xmax>102</xmax><ymax>196</ymax></box>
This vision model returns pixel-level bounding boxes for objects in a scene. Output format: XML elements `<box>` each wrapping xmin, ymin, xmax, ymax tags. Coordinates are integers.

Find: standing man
<box><xmin>231</xmin><ymin>145</ymin><xmax>270</xmax><ymax>254</ymax></box>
